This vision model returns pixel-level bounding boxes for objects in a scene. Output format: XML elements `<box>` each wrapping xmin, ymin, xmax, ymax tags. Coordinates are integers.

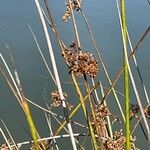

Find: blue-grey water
<box><xmin>0</xmin><ymin>0</ymin><xmax>150</xmax><ymax>149</ymax></box>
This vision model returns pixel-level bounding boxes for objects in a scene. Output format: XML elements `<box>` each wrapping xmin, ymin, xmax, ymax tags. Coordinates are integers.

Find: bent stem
<box><xmin>0</xmin><ymin>54</ymin><xmax>40</xmax><ymax>150</ymax></box>
<box><xmin>34</xmin><ymin>0</ymin><xmax>77</xmax><ymax>149</ymax></box>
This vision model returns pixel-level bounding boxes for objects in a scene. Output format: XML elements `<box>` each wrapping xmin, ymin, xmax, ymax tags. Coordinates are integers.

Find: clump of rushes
<box><xmin>62</xmin><ymin>41</ymin><xmax>99</xmax><ymax>78</ymax></box>
<box><xmin>63</xmin><ymin>0</ymin><xmax>82</xmax><ymax>22</ymax></box>
<box><xmin>90</xmin><ymin>103</ymin><xmax>137</xmax><ymax>149</ymax></box>
<box><xmin>1</xmin><ymin>0</ymin><xmax>150</xmax><ymax>149</ymax></box>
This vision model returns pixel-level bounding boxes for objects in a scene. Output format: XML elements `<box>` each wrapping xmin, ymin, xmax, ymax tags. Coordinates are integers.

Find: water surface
<box><xmin>0</xmin><ymin>0</ymin><xmax>150</xmax><ymax>149</ymax></box>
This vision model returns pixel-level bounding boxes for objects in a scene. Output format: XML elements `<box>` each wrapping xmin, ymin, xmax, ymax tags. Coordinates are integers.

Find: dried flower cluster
<box><xmin>51</xmin><ymin>90</ymin><xmax>68</xmax><ymax>107</ymax></box>
<box><xmin>90</xmin><ymin>104</ymin><xmax>111</xmax><ymax>141</ymax></box>
<box><xmin>113</xmin><ymin>129</ymin><xmax>124</xmax><ymax>140</ymax></box>
<box><xmin>50</xmin><ymin>90</ymin><xmax>73</xmax><ymax>110</ymax></box>
<box><xmin>0</xmin><ymin>140</ymin><xmax>16</xmax><ymax>150</ymax></box>
<box><xmin>95</xmin><ymin>104</ymin><xmax>111</xmax><ymax>118</ymax></box>
<box><xmin>104</xmin><ymin>138</ymin><xmax>125</xmax><ymax>150</ymax></box>
<box><xmin>145</xmin><ymin>103</ymin><xmax>150</xmax><ymax>119</ymax></box>
<box><xmin>90</xmin><ymin>104</ymin><xmax>136</xmax><ymax>149</ymax></box>
<box><xmin>102</xmin><ymin>129</ymin><xmax>135</xmax><ymax>150</ymax></box>
<box><xmin>62</xmin><ymin>42</ymin><xmax>99</xmax><ymax>78</ymax></box>
<box><xmin>63</xmin><ymin>0</ymin><xmax>82</xmax><ymax>22</ymax></box>
<box><xmin>129</xmin><ymin>104</ymin><xmax>139</xmax><ymax>120</ymax></box>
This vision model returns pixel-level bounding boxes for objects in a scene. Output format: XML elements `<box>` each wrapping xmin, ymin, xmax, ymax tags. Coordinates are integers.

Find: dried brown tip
<box><xmin>63</xmin><ymin>0</ymin><xmax>82</xmax><ymax>22</ymax></box>
<box><xmin>145</xmin><ymin>103</ymin><xmax>150</xmax><ymax>119</ymax></box>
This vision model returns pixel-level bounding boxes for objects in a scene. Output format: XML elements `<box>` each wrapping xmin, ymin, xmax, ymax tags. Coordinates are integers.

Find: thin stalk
<box><xmin>71</xmin><ymin>73</ymin><xmax>99</xmax><ymax>150</ymax></box>
<box><xmin>131</xmin><ymin>115</ymin><xmax>143</xmax><ymax>135</ymax></box>
<box><xmin>127</xmin><ymin>30</ymin><xmax>150</xmax><ymax>104</ymax></box>
<box><xmin>80</xmin><ymin>9</ymin><xmax>125</xmax><ymax>122</ymax></box>
<box><xmin>54</xmin><ymin>82</ymin><xmax>99</xmax><ymax>135</ymax></box>
<box><xmin>100</xmin><ymin>25</ymin><xmax>150</xmax><ymax>105</ymax></box>
<box><xmin>120</xmin><ymin>0</ymin><xmax>130</xmax><ymax>149</ymax></box>
<box><xmin>45</xmin><ymin>113</ymin><xmax>59</xmax><ymax>150</ymax></box>
<box><xmin>0</xmin><ymin>54</ymin><xmax>23</xmax><ymax>108</ymax></box>
<box><xmin>91</xmin><ymin>78</ymin><xmax>99</xmax><ymax>103</ymax></box>
<box><xmin>84</xmin><ymin>75</ymin><xmax>103</xmax><ymax>149</ymax></box>
<box><xmin>0</xmin><ymin>128</ymin><xmax>13</xmax><ymax>150</ymax></box>
<box><xmin>34</xmin><ymin>0</ymin><xmax>77</xmax><ymax>149</ymax></box>
<box><xmin>99</xmin><ymin>82</ymin><xmax>113</xmax><ymax>139</ymax></box>
<box><xmin>28</xmin><ymin>25</ymin><xmax>56</xmax><ymax>85</ymax></box>
<box><xmin>68</xmin><ymin>0</ymin><xmax>81</xmax><ymax>49</ymax></box>
<box><xmin>117</xmin><ymin>0</ymin><xmax>150</xmax><ymax>142</ymax></box>
<box><xmin>27</xmin><ymin>97</ymin><xmax>94</xmax><ymax>130</ymax></box>
<box><xmin>46</xmin><ymin>109</ymin><xmax>86</xmax><ymax>150</ymax></box>
<box><xmin>23</xmin><ymin>101</ymin><xmax>39</xmax><ymax>150</ymax></box>
<box><xmin>0</xmin><ymin>54</ymin><xmax>40</xmax><ymax>149</ymax></box>
<box><xmin>44</xmin><ymin>0</ymin><xmax>65</xmax><ymax>54</ymax></box>
<box><xmin>0</xmin><ymin>120</ymin><xmax>19</xmax><ymax>150</ymax></box>
<box><xmin>17</xmin><ymin>133</ymin><xmax>87</xmax><ymax>148</ymax></box>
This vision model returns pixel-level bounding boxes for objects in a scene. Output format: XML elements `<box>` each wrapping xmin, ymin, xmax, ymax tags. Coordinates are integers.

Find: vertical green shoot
<box><xmin>121</xmin><ymin>0</ymin><xmax>130</xmax><ymax>149</ymax></box>
<box><xmin>22</xmin><ymin>101</ymin><xmax>39</xmax><ymax>150</ymax></box>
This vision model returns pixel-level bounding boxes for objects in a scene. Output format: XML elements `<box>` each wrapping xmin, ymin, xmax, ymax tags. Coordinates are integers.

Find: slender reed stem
<box><xmin>0</xmin><ymin>128</ymin><xmax>13</xmax><ymax>150</ymax></box>
<box><xmin>126</xmin><ymin>30</ymin><xmax>150</xmax><ymax>104</ymax></box>
<box><xmin>68</xmin><ymin>0</ymin><xmax>81</xmax><ymax>49</ymax></box>
<box><xmin>120</xmin><ymin>0</ymin><xmax>130</xmax><ymax>149</ymax></box>
<box><xmin>28</xmin><ymin>25</ymin><xmax>56</xmax><ymax>85</ymax></box>
<box><xmin>80</xmin><ymin>9</ymin><xmax>125</xmax><ymax>122</ymax></box>
<box><xmin>34</xmin><ymin>0</ymin><xmax>77</xmax><ymax>149</ymax></box>
<box><xmin>0</xmin><ymin>54</ymin><xmax>40</xmax><ymax>150</ymax></box>
<box><xmin>84</xmin><ymin>75</ymin><xmax>103</xmax><ymax>149</ymax></box>
<box><xmin>117</xmin><ymin>0</ymin><xmax>150</xmax><ymax>142</ymax></box>
<box><xmin>54</xmin><ymin>82</ymin><xmax>99</xmax><ymax>136</ymax></box>
<box><xmin>100</xmin><ymin>25</ymin><xmax>150</xmax><ymax>104</ymax></box>
<box><xmin>0</xmin><ymin>120</ymin><xmax>19</xmax><ymax>150</ymax></box>
<box><xmin>99</xmin><ymin>82</ymin><xmax>113</xmax><ymax>139</ymax></box>
<box><xmin>71</xmin><ymin>73</ymin><xmax>99</xmax><ymax>150</ymax></box>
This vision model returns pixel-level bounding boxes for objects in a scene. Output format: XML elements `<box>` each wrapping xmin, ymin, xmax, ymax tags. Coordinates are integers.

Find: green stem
<box><xmin>23</xmin><ymin>101</ymin><xmax>39</xmax><ymax>150</ymax></box>
<box><xmin>71</xmin><ymin>73</ymin><xmax>98</xmax><ymax>150</ymax></box>
<box><xmin>121</xmin><ymin>0</ymin><xmax>130</xmax><ymax>149</ymax></box>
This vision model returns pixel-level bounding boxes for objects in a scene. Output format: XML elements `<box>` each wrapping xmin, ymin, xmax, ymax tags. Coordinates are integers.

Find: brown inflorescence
<box><xmin>62</xmin><ymin>42</ymin><xmax>99</xmax><ymax>78</ymax></box>
<box><xmin>0</xmin><ymin>140</ymin><xmax>16</xmax><ymax>150</ymax></box>
<box><xmin>50</xmin><ymin>90</ymin><xmax>73</xmax><ymax>110</ymax></box>
<box><xmin>51</xmin><ymin>90</ymin><xmax>67</xmax><ymax>107</ymax></box>
<box><xmin>129</xmin><ymin>104</ymin><xmax>140</xmax><ymax>120</ymax></box>
<box><xmin>103</xmin><ymin>129</ymin><xmax>136</xmax><ymax>150</ymax></box>
<box><xmin>104</xmin><ymin>136</ymin><xmax>125</xmax><ymax>150</ymax></box>
<box><xmin>90</xmin><ymin>104</ymin><xmax>111</xmax><ymax>143</ymax></box>
<box><xmin>90</xmin><ymin>104</ymin><xmax>136</xmax><ymax>149</ymax></box>
<box><xmin>145</xmin><ymin>103</ymin><xmax>150</xmax><ymax>119</ymax></box>
<box><xmin>63</xmin><ymin>0</ymin><xmax>82</xmax><ymax>22</ymax></box>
